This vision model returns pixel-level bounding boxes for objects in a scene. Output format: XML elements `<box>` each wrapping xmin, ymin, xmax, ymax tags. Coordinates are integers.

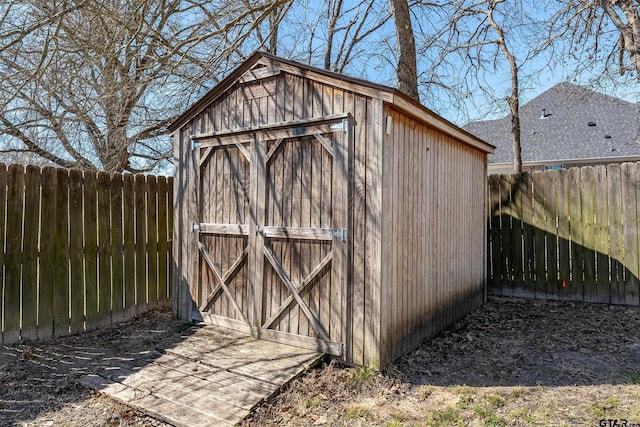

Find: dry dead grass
<box><xmin>243</xmin><ymin>297</ymin><xmax>640</xmax><ymax>426</ymax></box>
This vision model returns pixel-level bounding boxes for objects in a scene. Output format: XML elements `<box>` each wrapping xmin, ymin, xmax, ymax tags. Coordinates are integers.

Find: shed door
<box><xmin>195</xmin><ymin>115</ymin><xmax>350</xmax><ymax>355</ymax></box>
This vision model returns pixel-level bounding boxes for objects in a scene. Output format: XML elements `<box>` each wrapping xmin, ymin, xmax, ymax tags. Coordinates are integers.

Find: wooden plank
<box><xmin>252</xmin><ymin>135</ymin><xmax>266</xmax><ymax>329</ymax></box>
<box><xmin>84</xmin><ymin>171</ymin><xmax>100</xmax><ymax>331</ymax></box>
<box><xmin>68</xmin><ymin>169</ymin><xmax>85</xmax><ymax>335</ymax></box>
<box><xmin>621</xmin><ymin>163</ymin><xmax>639</xmax><ymax>305</ymax></box>
<box><xmin>3</xmin><ymin>164</ymin><xmax>25</xmax><ymax>344</ymax></box>
<box><xmin>157</xmin><ymin>176</ymin><xmax>169</xmax><ymax>301</ymax></box>
<box><xmin>110</xmin><ymin>174</ymin><xmax>125</xmax><ymax>322</ymax></box>
<box><xmin>593</xmin><ymin>166</ymin><xmax>610</xmax><ymax>304</ymax></box>
<box><xmin>581</xmin><ymin>166</ymin><xmax>598</xmax><ymax>303</ymax></box>
<box><xmin>134</xmin><ymin>174</ymin><xmax>148</xmax><ymax>312</ymax></box>
<box><xmin>21</xmin><ymin>165</ymin><xmax>40</xmax><ymax>341</ymax></box>
<box><xmin>329</xmin><ymin>89</ymin><xmax>343</xmax><ymax>352</ymax></box>
<box><xmin>147</xmin><ymin>176</ymin><xmax>159</xmax><ymax>306</ymax></box>
<box><xmin>510</xmin><ymin>173</ymin><xmax>524</xmax><ymax>296</ymax></box>
<box><xmin>0</xmin><ymin>164</ymin><xmax>5</xmax><ymax>343</ymax></box>
<box><xmin>520</xmin><ymin>173</ymin><xmax>535</xmax><ymax>294</ymax></box>
<box><xmin>351</xmin><ymin>94</ymin><xmax>366</xmax><ymax>365</ymax></box>
<box><xmin>531</xmin><ymin>171</ymin><xmax>547</xmax><ymax>299</ymax></box>
<box><xmin>97</xmin><ymin>172</ymin><xmax>112</xmax><ymax>326</ymax></box>
<box><xmin>556</xmin><ymin>169</ymin><xmax>571</xmax><ymax>300</ymax></box>
<box><xmin>543</xmin><ymin>170</ymin><xmax>559</xmax><ymax>300</ymax></box>
<box><xmin>167</xmin><ymin>176</ymin><xmax>174</xmax><ymax>300</ymax></box>
<box><xmin>198</xmin><ymin>223</ymin><xmax>249</xmax><ymax>236</ymax></box>
<box><xmin>261</xmin><ymin>226</ymin><xmax>332</xmax><ymax>240</ymax></box>
<box><xmin>608</xmin><ymin>164</ymin><xmax>624</xmax><ymax>304</ymax></box>
<box><xmin>365</xmin><ymin>98</ymin><xmax>383</xmax><ymax>368</ymax></box>
<box><xmin>38</xmin><ymin>166</ymin><xmax>56</xmax><ymax>341</ymax></box>
<box><xmin>498</xmin><ymin>174</ymin><xmax>514</xmax><ymax>295</ymax></box>
<box><xmin>54</xmin><ymin>168</ymin><xmax>70</xmax><ymax>337</ymax></box>
<box><xmin>568</xmin><ymin>167</ymin><xmax>584</xmax><ymax>300</ymax></box>
<box><xmin>123</xmin><ymin>174</ymin><xmax>136</xmax><ymax>316</ymax></box>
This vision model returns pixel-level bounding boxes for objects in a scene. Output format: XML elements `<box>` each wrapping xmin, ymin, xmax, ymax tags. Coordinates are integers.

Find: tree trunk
<box><xmin>390</xmin><ymin>0</ymin><xmax>419</xmax><ymax>101</ymax></box>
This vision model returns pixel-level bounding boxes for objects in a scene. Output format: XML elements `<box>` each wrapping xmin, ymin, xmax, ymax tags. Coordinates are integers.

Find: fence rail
<box><xmin>488</xmin><ymin>163</ymin><xmax>640</xmax><ymax>305</ymax></box>
<box><xmin>0</xmin><ymin>164</ymin><xmax>173</xmax><ymax>344</ymax></box>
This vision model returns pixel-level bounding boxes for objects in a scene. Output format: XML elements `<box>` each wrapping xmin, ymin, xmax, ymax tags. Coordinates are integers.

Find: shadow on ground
<box><xmin>393</xmin><ymin>296</ymin><xmax>640</xmax><ymax>388</ymax></box>
<box><xmin>0</xmin><ymin>308</ymin><xmax>193</xmax><ymax>426</ymax></box>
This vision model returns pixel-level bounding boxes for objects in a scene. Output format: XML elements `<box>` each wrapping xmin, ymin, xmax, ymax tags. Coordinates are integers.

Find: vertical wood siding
<box><xmin>0</xmin><ymin>164</ymin><xmax>173</xmax><ymax>345</ymax></box>
<box><xmin>380</xmin><ymin>108</ymin><xmax>486</xmax><ymax>366</ymax></box>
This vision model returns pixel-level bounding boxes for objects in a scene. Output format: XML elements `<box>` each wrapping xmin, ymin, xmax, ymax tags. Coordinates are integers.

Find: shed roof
<box><xmin>463</xmin><ymin>82</ymin><xmax>640</xmax><ymax>164</ymax></box>
<box><xmin>168</xmin><ymin>51</ymin><xmax>494</xmax><ymax>154</ymax></box>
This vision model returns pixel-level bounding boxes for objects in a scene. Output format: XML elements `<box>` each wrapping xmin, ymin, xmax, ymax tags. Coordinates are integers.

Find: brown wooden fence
<box><xmin>488</xmin><ymin>163</ymin><xmax>640</xmax><ymax>305</ymax></box>
<box><xmin>0</xmin><ymin>164</ymin><xmax>173</xmax><ymax>344</ymax></box>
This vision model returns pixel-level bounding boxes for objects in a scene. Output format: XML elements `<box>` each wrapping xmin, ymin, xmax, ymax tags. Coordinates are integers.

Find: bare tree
<box><xmin>414</xmin><ymin>0</ymin><xmax>553</xmax><ymax>173</ymax></box>
<box><xmin>0</xmin><ymin>0</ymin><xmax>291</xmax><ymax>172</ymax></box>
<box><xmin>390</xmin><ymin>0</ymin><xmax>419</xmax><ymax>100</ymax></box>
<box><xmin>552</xmin><ymin>0</ymin><xmax>640</xmax><ymax>79</ymax></box>
<box><xmin>276</xmin><ymin>0</ymin><xmax>392</xmax><ymax>74</ymax></box>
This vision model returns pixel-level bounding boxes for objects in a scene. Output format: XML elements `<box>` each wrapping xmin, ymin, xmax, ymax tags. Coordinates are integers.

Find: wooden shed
<box><xmin>169</xmin><ymin>52</ymin><xmax>494</xmax><ymax>369</ymax></box>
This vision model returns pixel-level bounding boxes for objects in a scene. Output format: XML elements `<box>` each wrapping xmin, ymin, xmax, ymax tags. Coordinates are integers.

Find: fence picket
<box><xmin>0</xmin><ymin>164</ymin><xmax>5</xmax><ymax>342</ymax></box>
<box><xmin>84</xmin><ymin>171</ymin><xmax>99</xmax><ymax>331</ymax></box>
<box><xmin>581</xmin><ymin>166</ymin><xmax>597</xmax><ymax>302</ymax></box>
<box><xmin>157</xmin><ymin>176</ymin><xmax>169</xmax><ymax>300</ymax></box>
<box><xmin>542</xmin><ymin>171</ymin><xmax>558</xmax><ymax>299</ymax></box>
<box><xmin>123</xmin><ymin>174</ymin><xmax>136</xmax><ymax>318</ymax></box>
<box><xmin>622</xmin><ymin>163</ymin><xmax>639</xmax><ymax>305</ymax></box>
<box><xmin>532</xmin><ymin>171</ymin><xmax>547</xmax><ymax>298</ymax></box>
<box><xmin>4</xmin><ymin>164</ymin><xmax>25</xmax><ymax>343</ymax></box>
<box><xmin>593</xmin><ymin>166</ymin><xmax>610</xmax><ymax>304</ymax></box>
<box><xmin>38</xmin><ymin>167</ymin><xmax>57</xmax><ymax>340</ymax></box>
<box><xmin>21</xmin><ymin>165</ymin><xmax>40</xmax><ymax>341</ymax></box>
<box><xmin>134</xmin><ymin>174</ymin><xmax>148</xmax><ymax>312</ymax></box>
<box><xmin>608</xmin><ymin>164</ymin><xmax>624</xmax><ymax>305</ymax></box>
<box><xmin>54</xmin><ymin>168</ymin><xmax>70</xmax><ymax>337</ymax></box>
<box><xmin>97</xmin><ymin>172</ymin><xmax>112</xmax><ymax>327</ymax></box>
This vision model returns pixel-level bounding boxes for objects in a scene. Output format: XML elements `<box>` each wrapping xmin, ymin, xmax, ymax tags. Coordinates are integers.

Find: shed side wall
<box><xmin>380</xmin><ymin>107</ymin><xmax>486</xmax><ymax>366</ymax></box>
<box><xmin>177</xmin><ymin>70</ymin><xmax>384</xmax><ymax>367</ymax></box>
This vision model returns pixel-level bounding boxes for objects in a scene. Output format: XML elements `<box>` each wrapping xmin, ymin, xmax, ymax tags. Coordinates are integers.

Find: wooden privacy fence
<box><xmin>0</xmin><ymin>164</ymin><xmax>173</xmax><ymax>345</ymax></box>
<box><xmin>488</xmin><ymin>163</ymin><xmax>640</xmax><ymax>305</ymax></box>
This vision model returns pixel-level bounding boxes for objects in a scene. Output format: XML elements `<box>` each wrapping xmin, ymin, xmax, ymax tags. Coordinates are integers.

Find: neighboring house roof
<box><xmin>168</xmin><ymin>51</ymin><xmax>494</xmax><ymax>154</ymax></box>
<box><xmin>463</xmin><ymin>82</ymin><xmax>640</xmax><ymax>165</ymax></box>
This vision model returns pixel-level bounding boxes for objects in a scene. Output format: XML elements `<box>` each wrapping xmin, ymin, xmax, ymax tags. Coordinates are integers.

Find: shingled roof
<box><xmin>463</xmin><ymin>82</ymin><xmax>640</xmax><ymax>164</ymax></box>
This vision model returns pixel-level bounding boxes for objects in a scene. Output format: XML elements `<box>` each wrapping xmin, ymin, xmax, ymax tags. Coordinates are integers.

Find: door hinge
<box><xmin>192</xmin><ymin>141</ymin><xmax>201</xmax><ymax>151</ymax></box>
<box><xmin>191</xmin><ymin>223</ymin><xmax>200</xmax><ymax>232</ymax></box>
<box><xmin>330</xmin><ymin>118</ymin><xmax>348</xmax><ymax>132</ymax></box>
<box><xmin>331</xmin><ymin>227</ymin><xmax>347</xmax><ymax>242</ymax></box>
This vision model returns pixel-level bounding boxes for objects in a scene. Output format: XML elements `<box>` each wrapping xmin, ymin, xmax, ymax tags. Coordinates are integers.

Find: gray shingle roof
<box><xmin>463</xmin><ymin>82</ymin><xmax>640</xmax><ymax>164</ymax></box>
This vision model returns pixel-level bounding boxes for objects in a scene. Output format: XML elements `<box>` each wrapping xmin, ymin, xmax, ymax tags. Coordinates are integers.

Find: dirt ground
<box><xmin>2</xmin><ymin>297</ymin><xmax>640</xmax><ymax>426</ymax></box>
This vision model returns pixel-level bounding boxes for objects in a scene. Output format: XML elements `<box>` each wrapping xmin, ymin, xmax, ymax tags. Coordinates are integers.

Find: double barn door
<box><xmin>193</xmin><ymin>115</ymin><xmax>350</xmax><ymax>355</ymax></box>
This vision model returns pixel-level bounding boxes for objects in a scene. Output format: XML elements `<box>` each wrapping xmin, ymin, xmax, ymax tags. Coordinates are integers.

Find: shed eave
<box><xmin>389</xmin><ymin>93</ymin><xmax>495</xmax><ymax>154</ymax></box>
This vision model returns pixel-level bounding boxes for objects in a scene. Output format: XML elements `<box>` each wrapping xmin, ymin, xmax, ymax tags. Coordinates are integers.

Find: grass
<box><xmin>425</xmin><ymin>407</ymin><xmax>461</xmax><ymax>426</ymax></box>
<box><xmin>350</xmin><ymin>366</ymin><xmax>376</xmax><ymax>389</ymax></box>
<box><xmin>345</xmin><ymin>405</ymin><xmax>375</xmax><ymax>420</ymax></box>
<box><xmin>473</xmin><ymin>404</ymin><xmax>506</xmax><ymax>427</ymax></box>
<box><xmin>588</xmin><ymin>397</ymin><xmax>621</xmax><ymax>419</ymax></box>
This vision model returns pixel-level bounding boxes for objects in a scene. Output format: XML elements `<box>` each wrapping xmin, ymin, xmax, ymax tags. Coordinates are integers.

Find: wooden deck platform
<box><xmin>77</xmin><ymin>325</ymin><xmax>323</xmax><ymax>426</ymax></box>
